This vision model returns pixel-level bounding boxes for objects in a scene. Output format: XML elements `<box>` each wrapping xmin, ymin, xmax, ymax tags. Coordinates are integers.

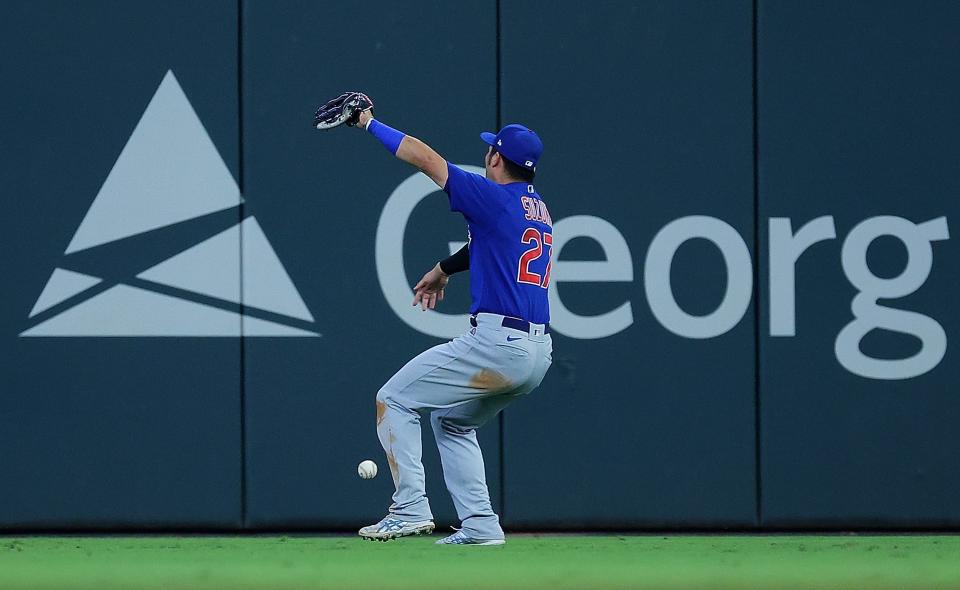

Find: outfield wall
<box><xmin>0</xmin><ymin>0</ymin><xmax>957</xmax><ymax>530</ymax></box>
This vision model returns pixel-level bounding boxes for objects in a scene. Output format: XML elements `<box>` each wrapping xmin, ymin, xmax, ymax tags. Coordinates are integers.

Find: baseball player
<box><xmin>315</xmin><ymin>93</ymin><xmax>553</xmax><ymax>545</ymax></box>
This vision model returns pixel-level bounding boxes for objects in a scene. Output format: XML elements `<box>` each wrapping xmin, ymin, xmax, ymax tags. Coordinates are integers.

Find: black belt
<box><xmin>470</xmin><ymin>314</ymin><xmax>550</xmax><ymax>335</ymax></box>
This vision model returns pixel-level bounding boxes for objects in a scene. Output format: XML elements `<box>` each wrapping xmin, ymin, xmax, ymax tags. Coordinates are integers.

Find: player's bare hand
<box><xmin>356</xmin><ymin>109</ymin><xmax>373</xmax><ymax>130</ymax></box>
<box><xmin>412</xmin><ymin>264</ymin><xmax>449</xmax><ymax>311</ymax></box>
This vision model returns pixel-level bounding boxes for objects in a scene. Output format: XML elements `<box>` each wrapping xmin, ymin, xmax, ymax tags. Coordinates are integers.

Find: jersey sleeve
<box><xmin>443</xmin><ymin>162</ymin><xmax>502</xmax><ymax>229</ymax></box>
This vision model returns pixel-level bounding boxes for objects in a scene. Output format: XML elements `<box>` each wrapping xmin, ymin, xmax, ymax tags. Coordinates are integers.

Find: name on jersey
<box><xmin>521</xmin><ymin>195</ymin><xmax>553</xmax><ymax>226</ymax></box>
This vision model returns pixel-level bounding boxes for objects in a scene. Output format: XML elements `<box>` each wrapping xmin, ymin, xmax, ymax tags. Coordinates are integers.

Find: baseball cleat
<box><xmin>358</xmin><ymin>516</ymin><xmax>435</xmax><ymax>541</ymax></box>
<box><xmin>435</xmin><ymin>530</ymin><xmax>505</xmax><ymax>546</ymax></box>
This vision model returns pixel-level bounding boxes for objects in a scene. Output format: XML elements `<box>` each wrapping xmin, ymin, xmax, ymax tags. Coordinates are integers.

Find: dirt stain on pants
<box><xmin>469</xmin><ymin>369</ymin><xmax>511</xmax><ymax>393</ymax></box>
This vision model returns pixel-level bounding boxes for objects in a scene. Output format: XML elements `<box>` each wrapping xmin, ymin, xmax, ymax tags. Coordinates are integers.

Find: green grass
<box><xmin>0</xmin><ymin>534</ymin><xmax>958</xmax><ymax>590</ymax></box>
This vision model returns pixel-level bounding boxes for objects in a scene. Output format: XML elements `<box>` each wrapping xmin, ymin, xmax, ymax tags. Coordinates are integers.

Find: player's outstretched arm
<box><xmin>356</xmin><ymin>110</ymin><xmax>449</xmax><ymax>188</ymax></box>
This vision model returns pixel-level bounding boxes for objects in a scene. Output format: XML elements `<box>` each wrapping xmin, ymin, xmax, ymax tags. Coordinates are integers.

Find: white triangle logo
<box><xmin>28</xmin><ymin>268</ymin><xmax>102</xmax><ymax>318</ymax></box>
<box><xmin>22</xmin><ymin>70</ymin><xmax>319</xmax><ymax>337</ymax></box>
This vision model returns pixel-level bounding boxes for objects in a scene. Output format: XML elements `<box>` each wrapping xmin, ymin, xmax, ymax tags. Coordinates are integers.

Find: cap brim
<box><xmin>480</xmin><ymin>131</ymin><xmax>497</xmax><ymax>146</ymax></box>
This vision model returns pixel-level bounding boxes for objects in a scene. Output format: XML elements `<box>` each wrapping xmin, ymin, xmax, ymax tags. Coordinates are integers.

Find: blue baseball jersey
<box><xmin>443</xmin><ymin>162</ymin><xmax>552</xmax><ymax>324</ymax></box>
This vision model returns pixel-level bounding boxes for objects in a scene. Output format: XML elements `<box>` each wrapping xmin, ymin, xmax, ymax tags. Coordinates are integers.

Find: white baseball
<box><xmin>357</xmin><ymin>460</ymin><xmax>378</xmax><ymax>479</ymax></box>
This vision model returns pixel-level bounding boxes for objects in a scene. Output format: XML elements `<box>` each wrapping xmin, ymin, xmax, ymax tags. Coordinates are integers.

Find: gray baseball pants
<box><xmin>375</xmin><ymin>312</ymin><xmax>552</xmax><ymax>540</ymax></box>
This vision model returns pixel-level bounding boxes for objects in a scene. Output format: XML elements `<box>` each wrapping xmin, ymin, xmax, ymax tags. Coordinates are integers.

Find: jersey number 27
<box><xmin>517</xmin><ymin>228</ymin><xmax>552</xmax><ymax>288</ymax></box>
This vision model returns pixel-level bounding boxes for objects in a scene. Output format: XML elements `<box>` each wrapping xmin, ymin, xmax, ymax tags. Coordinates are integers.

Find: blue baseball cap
<box><xmin>480</xmin><ymin>124</ymin><xmax>543</xmax><ymax>171</ymax></box>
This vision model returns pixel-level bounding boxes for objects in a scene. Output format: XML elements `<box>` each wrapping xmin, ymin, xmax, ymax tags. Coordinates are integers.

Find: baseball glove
<box><xmin>313</xmin><ymin>91</ymin><xmax>373</xmax><ymax>130</ymax></box>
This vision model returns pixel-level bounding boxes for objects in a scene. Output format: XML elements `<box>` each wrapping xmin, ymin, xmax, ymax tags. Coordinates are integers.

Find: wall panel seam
<box><xmin>238</xmin><ymin>0</ymin><xmax>248</xmax><ymax>530</ymax></box>
<box><xmin>751</xmin><ymin>0</ymin><xmax>763</xmax><ymax>529</ymax></box>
